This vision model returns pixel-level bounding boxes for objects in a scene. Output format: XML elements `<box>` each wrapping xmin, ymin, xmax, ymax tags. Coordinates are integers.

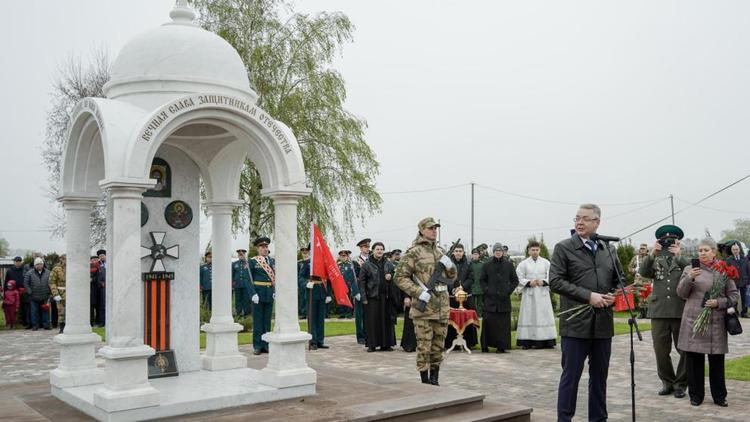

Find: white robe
<box><xmin>515</xmin><ymin>256</ymin><xmax>557</xmax><ymax>341</ymax></box>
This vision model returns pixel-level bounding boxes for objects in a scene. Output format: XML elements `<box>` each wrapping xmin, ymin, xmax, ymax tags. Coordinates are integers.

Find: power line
<box><xmin>621</xmin><ymin>173</ymin><xmax>750</xmax><ymax>239</ymax></box>
<box><xmin>380</xmin><ymin>183</ymin><xmax>468</xmax><ymax>195</ymax></box>
<box><xmin>475</xmin><ymin>183</ymin><xmax>667</xmax><ymax>207</ymax></box>
<box><xmin>674</xmin><ymin>197</ymin><xmax>750</xmax><ymax>215</ymax></box>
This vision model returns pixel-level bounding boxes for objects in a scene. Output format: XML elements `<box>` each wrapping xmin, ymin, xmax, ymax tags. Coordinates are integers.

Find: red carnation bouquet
<box><xmin>692</xmin><ymin>260</ymin><xmax>737</xmax><ymax>338</ymax></box>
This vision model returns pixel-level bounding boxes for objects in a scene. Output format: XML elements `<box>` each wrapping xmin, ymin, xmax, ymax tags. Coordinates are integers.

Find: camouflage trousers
<box><xmin>414</xmin><ymin>318</ymin><xmax>447</xmax><ymax>372</ymax></box>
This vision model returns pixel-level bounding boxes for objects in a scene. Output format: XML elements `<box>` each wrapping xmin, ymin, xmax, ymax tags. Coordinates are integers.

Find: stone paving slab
<box><xmin>1</xmin><ymin>322</ymin><xmax>749</xmax><ymax>421</ymax></box>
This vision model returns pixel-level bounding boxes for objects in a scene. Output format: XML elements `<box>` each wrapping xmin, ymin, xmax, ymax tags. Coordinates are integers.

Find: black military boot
<box><xmin>59</xmin><ymin>322</ymin><xmax>65</xmax><ymax>334</ymax></box>
<box><xmin>429</xmin><ymin>366</ymin><xmax>440</xmax><ymax>386</ymax></box>
<box><xmin>420</xmin><ymin>370</ymin><xmax>430</xmax><ymax>384</ymax></box>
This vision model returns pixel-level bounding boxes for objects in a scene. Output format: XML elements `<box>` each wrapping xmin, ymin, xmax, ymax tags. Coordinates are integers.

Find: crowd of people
<box><xmin>1</xmin><ymin>250</ymin><xmax>107</xmax><ymax>332</ymax></box>
<box><xmin>2</xmin><ymin>203</ymin><xmax>745</xmax><ymax>420</ymax></box>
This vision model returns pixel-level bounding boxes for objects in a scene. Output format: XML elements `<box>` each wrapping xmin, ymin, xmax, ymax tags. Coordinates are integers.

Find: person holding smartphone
<box><xmin>639</xmin><ymin>224</ymin><xmax>689</xmax><ymax>398</ymax></box>
<box><xmin>677</xmin><ymin>238</ymin><xmax>739</xmax><ymax>407</ymax></box>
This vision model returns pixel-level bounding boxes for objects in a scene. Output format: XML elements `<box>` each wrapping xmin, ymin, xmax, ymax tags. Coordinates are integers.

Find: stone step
<box><xmin>345</xmin><ymin>386</ymin><xmax>484</xmax><ymax>421</ymax></box>
<box><xmin>417</xmin><ymin>400</ymin><xmax>533</xmax><ymax>422</ymax></box>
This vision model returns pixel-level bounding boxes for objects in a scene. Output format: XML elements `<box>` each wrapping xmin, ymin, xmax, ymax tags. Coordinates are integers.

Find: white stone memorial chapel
<box><xmin>51</xmin><ymin>2</ymin><xmax>315</xmax><ymax>420</ymax></box>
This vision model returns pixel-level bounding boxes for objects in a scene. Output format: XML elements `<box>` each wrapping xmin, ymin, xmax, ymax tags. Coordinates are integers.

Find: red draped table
<box><xmin>446</xmin><ymin>308</ymin><xmax>480</xmax><ymax>354</ymax></box>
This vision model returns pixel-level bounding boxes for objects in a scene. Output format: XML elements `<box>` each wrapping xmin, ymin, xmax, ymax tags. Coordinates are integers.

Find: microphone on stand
<box><xmin>592</xmin><ymin>233</ymin><xmax>620</xmax><ymax>243</ymax></box>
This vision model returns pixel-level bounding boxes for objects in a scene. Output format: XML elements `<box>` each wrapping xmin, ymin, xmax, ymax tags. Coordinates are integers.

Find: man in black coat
<box><xmin>4</xmin><ymin>257</ymin><xmax>29</xmax><ymax>328</ymax></box>
<box><xmin>550</xmin><ymin>204</ymin><xmax>619</xmax><ymax>422</ymax></box>
<box><xmin>479</xmin><ymin>243</ymin><xmax>518</xmax><ymax>353</ymax></box>
<box><xmin>725</xmin><ymin>241</ymin><xmax>749</xmax><ymax>317</ymax></box>
<box><xmin>95</xmin><ymin>249</ymin><xmax>107</xmax><ymax>327</ymax></box>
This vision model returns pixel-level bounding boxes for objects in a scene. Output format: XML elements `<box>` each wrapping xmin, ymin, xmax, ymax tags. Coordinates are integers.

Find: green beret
<box><xmin>655</xmin><ymin>224</ymin><xmax>684</xmax><ymax>240</ymax></box>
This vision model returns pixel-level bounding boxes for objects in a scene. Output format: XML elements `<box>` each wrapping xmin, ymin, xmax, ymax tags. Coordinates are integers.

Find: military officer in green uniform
<box><xmin>231</xmin><ymin>248</ymin><xmax>251</xmax><ymax>317</ymax></box>
<box><xmin>297</xmin><ymin>245</ymin><xmax>310</xmax><ymax>318</ymax></box>
<box><xmin>395</xmin><ymin>217</ymin><xmax>457</xmax><ymax>386</ymax></box>
<box><xmin>639</xmin><ymin>224</ymin><xmax>688</xmax><ymax>398</ymax></box>
<box><xmin>304</xmin><ymin>262</ymin><xmax>332</xmax><ymax>350</ymax></box>
<box><xmin>247</xmin><ymin>236</ymin><xmax>275</xmax><ymax>355</ymax></box>
<box><xmin>200</xmin><ymin>251</ymin><xmax>212</xmax><ymax>311</ymax></box>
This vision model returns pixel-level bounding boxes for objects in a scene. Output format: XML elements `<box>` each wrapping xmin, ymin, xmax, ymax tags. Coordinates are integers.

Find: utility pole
<box><xmin>670</xmin><ymin>194</ymin><xmax>675</xmax><ymax>224</ymax></box>
<box><xmin>471</xmin><ymin>182</ymin><xmax>475</xmax><ymax>250</ymax></box>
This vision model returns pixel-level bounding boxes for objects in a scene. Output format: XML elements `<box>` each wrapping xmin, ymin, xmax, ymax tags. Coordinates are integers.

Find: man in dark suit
<box><xmin>550</xmin><ymin>204</ymin><xmax>619</xmax><ymax>422</ymax></box>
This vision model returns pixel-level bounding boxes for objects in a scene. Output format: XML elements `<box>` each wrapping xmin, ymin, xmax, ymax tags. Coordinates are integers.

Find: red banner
<box><xmin>311</xmin><ymin>223</ymin><xmax>353</xmax><ymax>308</ymax></box>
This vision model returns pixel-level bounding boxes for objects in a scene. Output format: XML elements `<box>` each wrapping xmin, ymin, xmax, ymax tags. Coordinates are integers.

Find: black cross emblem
<box><xmin>141</xmin><ymin>232</ymin><xmax>179</xmax><ymax>272</ymax></box>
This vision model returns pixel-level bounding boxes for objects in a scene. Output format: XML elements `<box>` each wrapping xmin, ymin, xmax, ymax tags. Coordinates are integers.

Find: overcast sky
<box><xmin>2</xmin><ymin>1</ymin><xmax>750</xmax><ymax>255</ymax></box>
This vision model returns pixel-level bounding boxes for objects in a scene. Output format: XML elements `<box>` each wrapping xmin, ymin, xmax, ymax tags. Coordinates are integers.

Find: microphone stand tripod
<box><xmin>601</xmin><ymin>238</ymin><xmax>642</xmax><ymax>422</ymax></box>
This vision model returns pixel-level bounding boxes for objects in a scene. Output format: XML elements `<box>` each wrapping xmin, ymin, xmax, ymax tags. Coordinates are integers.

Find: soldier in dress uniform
<box><xmin>639</xmin><ymin>224</ymin><xmax>688</xmax><ymax>398</ymax></box>
<box><xmin>297</xmin><ymin>245</ymin><xmax>310</xmax><ymax>318</ymax></box>
<box><xmin>231</xmin><ymin>248</ymin><xmax>251</xmax><ymax>317</ymax></box>
<box><xmin>338</xmin><ymin>250</ymin><xmax>366</xmax><ymax>344</ymax></box>
<box><xmin>305</xmin><ymin>257</ymin><xmax>332</xmax><ymax>350</ymax></box>
<box><xmin>248</xmin><ymin>236</ymin><xmax>275</xmax><ymax>355</ymax></box>
<box><xmin>200</xmin><ymin>251</ymin><xmax>212</xmax><ymax>311</ymax></box>
<box><xmin>394</xmin><ymin>217</ymin><xmax>457</xmax><ymax>385</ymax></box>
<box><xmin>355</xmin><ymin>238</ymin><xmax>371</xmax><ymax>267</ymax></box>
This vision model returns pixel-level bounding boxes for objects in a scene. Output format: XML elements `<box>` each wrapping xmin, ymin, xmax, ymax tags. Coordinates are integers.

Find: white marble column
<box><xmin>93</xmin><ymin>183</ymin><xmax>160</xmax><ymax>412</ymax></box>
<box><xmin>50</xmin><ymin>196</ymin><xmax>104</xmax><ymax>389</ymax></box>
<box><xmin>260</xmin><ymin>191</ymin><xmax>315</xmax><ymax>388</ymax></box>
<box><xmin>201</xmin><ymin>201</ymin><xmax>247</xmax><ymax>371</ymax></box>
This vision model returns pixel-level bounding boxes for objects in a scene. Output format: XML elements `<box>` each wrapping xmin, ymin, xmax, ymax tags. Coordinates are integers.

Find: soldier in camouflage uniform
<box><xmin>395</xmin><ymin>217</ymin><xmax>457</xmax><ymax>386</ymax></box>
<box><xmin>50</xmin><ymin>255</ymin><xmax>67</xmax><ymax>333</ymax></box>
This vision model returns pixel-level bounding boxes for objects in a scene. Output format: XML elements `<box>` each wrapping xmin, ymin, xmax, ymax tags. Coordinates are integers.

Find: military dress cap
<box><xmin>655</xmin><ymin>224</ymin><xmax>684</xmax><ymax>240</ymax></box>
<box><xmin>96</xmin><ymin>249</ymin><xmax>106</xmax><ymax>256</ymax></box>
<box><xmin>356</xmin><ymin>238</ymin><xmax>371</xmax><ymax>247</ymax></box>
<box><xmin>471</xmin><ymin>248</ymin><xmax>480</xmax><ymax>254</ymax></box>
<box><xmin>418</xmin><ymin>217</ymin><xmax>441</xmax><ymax>231</ymax></box>
<box><xmin>236</xmin><ymin>248</ymin><xmax>247</xmax><ymax>253</ymax></box>
<box><xmin>391</xmin><ymin>249</ymin><xmax>402</xmax><ymax>254</ymax></box>
<box><xmin>338</xmin><ymin>249</ymin><xmax>352</xmax><ymax>255</ymax></box>
<box><xmin>13</xmin><ymin>256</ymin><xmax>22</xmax><ymax>261</ymax></box>
<box><xmin>253</xmin><ymin>236</ymin><xmax>271</xmax><ymax>247</ymax></box>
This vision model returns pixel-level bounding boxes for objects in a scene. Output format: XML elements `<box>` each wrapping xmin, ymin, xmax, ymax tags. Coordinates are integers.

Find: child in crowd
<box><xmin>3</xmin><ymin>280</ymin><xmax>20</xmax><ymax>329</ymax></box>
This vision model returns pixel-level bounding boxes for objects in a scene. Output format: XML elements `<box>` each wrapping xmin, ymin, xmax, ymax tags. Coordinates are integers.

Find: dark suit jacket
<box><xmin>550</xmin><ymin>235</ymin><xmax>621</xmax><ymax>339</ymax></box>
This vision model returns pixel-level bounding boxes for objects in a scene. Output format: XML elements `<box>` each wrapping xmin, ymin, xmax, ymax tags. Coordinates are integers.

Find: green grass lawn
<box><xmin>25</xmin><ymin>315</ymin><xmax>649</xmax><ymax>350</ymax></box>
<box><xmin>720</xmin><ymin>355</ymin><xmax>750</xmax><ymax>382</ymax></box>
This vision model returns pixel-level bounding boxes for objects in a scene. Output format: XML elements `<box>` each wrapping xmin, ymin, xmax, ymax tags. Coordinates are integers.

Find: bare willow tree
<box><xmin>42</xmin><ymin>49</ymin><xmax>110</xmax><ymax>246</ymax></box>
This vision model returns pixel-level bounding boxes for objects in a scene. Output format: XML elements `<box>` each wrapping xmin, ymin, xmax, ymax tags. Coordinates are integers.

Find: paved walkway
<box><xmin>1</xmin><ymin>323</ymin><xmax>749</xmax><ymax>421</ymax></box>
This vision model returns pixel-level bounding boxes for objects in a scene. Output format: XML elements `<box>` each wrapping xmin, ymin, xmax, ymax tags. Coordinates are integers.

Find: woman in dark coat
<box><xmin>677</xmin><ymin>238</ymin><xmax>739</xmax><ymax>407</ymax></box>
<box><xmin>444</xmin><ymin>244</ymin><xmax>478</xmax><ymax>349</ymax></box>
<box><xmin>480</xmin><ymin>243</ymin><xmax>519</xmax><ymax>353</ymax></box>
<box><xmin>358</xmin><ymin>242</ymin><xmax>398</xmax><ymax>352</ymax></box>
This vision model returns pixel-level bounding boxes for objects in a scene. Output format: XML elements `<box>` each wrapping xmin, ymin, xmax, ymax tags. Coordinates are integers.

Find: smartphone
<box><xmin>691</xmin><ymin>258</ymin><xmax>700</xmax><ymax>268</ymax></box>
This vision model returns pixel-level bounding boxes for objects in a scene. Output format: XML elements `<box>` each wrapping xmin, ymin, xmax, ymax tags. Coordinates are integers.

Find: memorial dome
<box><xmin>104</xmin><ymin>2</ymin><xmax>256</xmax><ymax>103</ymax></box>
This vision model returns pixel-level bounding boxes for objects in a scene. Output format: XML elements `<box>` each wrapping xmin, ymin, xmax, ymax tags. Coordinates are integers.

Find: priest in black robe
<box><xmin>358</xmin><ymin>242</ymin><xmax>398</xmax><ymax>352</ymax></box>
<box><xmin>480</xmin><ymin>243</ymin><xmax>519</xmax><ymax>353</ymax></box>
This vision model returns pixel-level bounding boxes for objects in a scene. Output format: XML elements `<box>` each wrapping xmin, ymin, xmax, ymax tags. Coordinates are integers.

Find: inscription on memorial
<box><xmin>137</xmin><ymin>94</ymin><xmax>293</xmax><ymax>154</ymax></box>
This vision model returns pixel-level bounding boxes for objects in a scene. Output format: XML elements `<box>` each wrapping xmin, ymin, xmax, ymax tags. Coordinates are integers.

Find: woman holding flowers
<box><xmin>677</xmin><ymin>238</ymin><xmax>739</xmax><ymax>407</ymax></box>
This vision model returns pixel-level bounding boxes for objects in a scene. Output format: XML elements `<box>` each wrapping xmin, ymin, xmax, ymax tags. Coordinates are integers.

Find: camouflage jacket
<box><xmin>395</xmin><ymin>234</ymin><xmax>457</xmax><ymax>321</ymax></box>
<box><xmin>50</xmin><ymin>264</ymin><xmax>66</xmax><ymax>300</ymax></box>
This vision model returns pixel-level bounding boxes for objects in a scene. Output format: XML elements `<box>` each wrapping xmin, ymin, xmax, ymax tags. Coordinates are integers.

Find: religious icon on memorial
<box><xmin>144</xmin><ymin>157</ymin><xmax>171</xmax><ymax>197</ymax></box>
<box><xmin>164</xmin><ymin>200</ymin><xmax>193</xmax><ymax>229</ymax></box>
<box><xmin>141</xmin><ymin>202</ymin><xmax>149</xmax><ymax>227</ymax></box>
